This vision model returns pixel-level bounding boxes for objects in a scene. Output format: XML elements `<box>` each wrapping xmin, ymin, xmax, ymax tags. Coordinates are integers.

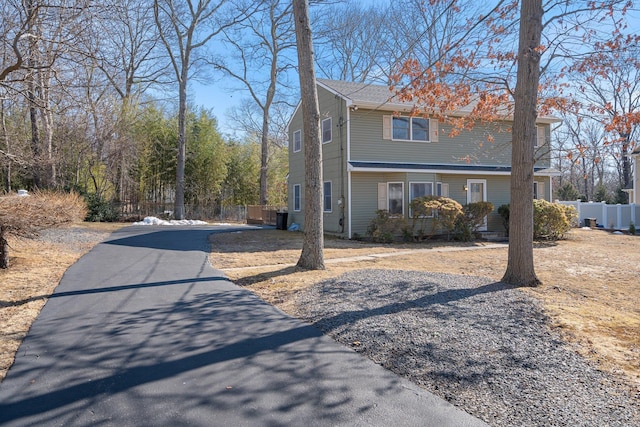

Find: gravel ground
<box><xmin>292</xmin><ymin>269</ymin><xmax>640</xmax><ymax>427</ymax></box>
<box><xmin>38</xmin><ymin>226</ymin><xmax>114</xmax><ymax>252</ymax></box>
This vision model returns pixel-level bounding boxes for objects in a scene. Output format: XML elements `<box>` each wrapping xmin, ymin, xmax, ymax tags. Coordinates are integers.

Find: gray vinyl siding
<box><xmin>289</xmin><ymin>83</ymin><xmax>555</xmax><ymax>235</ymax></box>
<box><xmin>288</xmin><ymin>87</ymin><xmax>350</xmax><ymax>233</ymax></box>
<box><xmin>349</xmin><ymin>109</ymin><xmax>552</xmax><ymax>169</ymax></box>
<box><xmin>535</xmin><ymin>125</ymin><xmax>552</xmax><ymax>167</ymax></box>
<box><xmin>350</xmin><ymin>172</ymin><xmax>513</xmax><ymax>235</ymax></box>
<box><xmin>350</xmin><ymin>172</ymin><xmax>405</xmax><ymax>236</ymax></box>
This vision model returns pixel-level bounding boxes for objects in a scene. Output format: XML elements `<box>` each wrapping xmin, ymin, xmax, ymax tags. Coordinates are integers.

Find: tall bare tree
<box><xmin>293</xmin><ymin>0</ymin><xmax>324</xmax><ymax>270</ymax></box>
<box><xmin>212</xmin><ymin>0</ymin><xmax>295</xmax><ymax>205</ymax></box>
<box><xmin>153</xmin><ymin>0</ymin><xmax>247</xmax><ymax>219</ymax></box>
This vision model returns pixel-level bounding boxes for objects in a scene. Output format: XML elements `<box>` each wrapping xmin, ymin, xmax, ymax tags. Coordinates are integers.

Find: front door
<box><xmin>467</xmin><ymin>179</ymin><xmax>487</xmax><ymax>231</ymax></box>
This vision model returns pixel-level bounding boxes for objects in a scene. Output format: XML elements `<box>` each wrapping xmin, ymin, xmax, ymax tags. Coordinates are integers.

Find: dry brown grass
<box><xmin>210</xmin><ymin>228</ymin><xmax>640</xmax><ymax>391</ymax></box>
<box><xmin>0</xmin><ymin>222</ymin><xmax>124</xmax><ymax>381</ymax></box>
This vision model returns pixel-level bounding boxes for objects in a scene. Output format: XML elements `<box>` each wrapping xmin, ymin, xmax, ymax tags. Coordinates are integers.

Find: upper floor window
<box><xmin>384</xmin><ymin>115</ymin><xmax>438</xmax><ymax>142</ymax></box>
<box><xmin>293</xmin><ymin>130</ymin><xmax>302</xmax><ymax>152</ymax></box>
<box><xmin>322</xmin><ymin>117</ymin><xmax>332</xmax><ymax>144</ymax></box>
<box><xmin>393</xmin><ymin>117</ymin><xmax>428</xmax><ymax>141</ymax></box>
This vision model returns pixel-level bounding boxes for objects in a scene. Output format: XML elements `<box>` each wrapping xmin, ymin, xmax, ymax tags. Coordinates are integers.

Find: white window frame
<box><xmin>383</xmin><ymin>115</ymin><xmax>439</xmax><ymax>142</ymax></box>
<box><xmin>387</xmin><ymin>182</ymin><xmax>404</xmax><ymax>216</ymax></box>
<box><xmin>293</xmin><ymin>129</ymin><xmax>302</xmax><ymax>152</ymax></box>
<box><xmin>293</xmin><ymin>184</ymin><xmax>301</xmax><ymax>211</ymax></box>
<box><xmin>322</xmin><ymin>117</ymin><xmax>332</xmax><ymax>144</ymax></box>
<box><xmin>409</xmin><ymin>181</ymin><xmax>434</xmax><ymax>217</ymax></box>
<box><xmin>323</xmin><ymin>181</ymin><xmax>332</xmax><ymax>212</ymax></box>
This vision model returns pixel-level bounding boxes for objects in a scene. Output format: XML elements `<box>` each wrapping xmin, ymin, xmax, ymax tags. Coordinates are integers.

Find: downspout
<box><xmin>347</xmin><ymin>105</ymin><xmax>352</xmax><ymax>238</ymax></box>
<box><xmin>338</xmin><ymin>97</ymin><xmax>345</xmax><ymax>234</ymax></box>
<box><xmin>633</xmin><ymin>154</ymin><xmax>637</xmax><ymax>204</ymax></box>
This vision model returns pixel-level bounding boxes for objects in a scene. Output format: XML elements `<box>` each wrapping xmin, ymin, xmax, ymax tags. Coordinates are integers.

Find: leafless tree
<box><xmin>313</xmin><ymin>0</ymin><xmax>390</xmax><ymax>82</ymax></box>
<box><xmin>293</xmin><ymin>0</ymin><xmax>324</xmax><ymax>270</ymax></box>
<box><xmin>153</xmin><ymin>0</ymin><xmax>252</xmax><ymax>219</ymax></box>
<box><xmin>211</xmin><ymin>0</ymin><xmax>296</xmax><ymax>205</ymax></box>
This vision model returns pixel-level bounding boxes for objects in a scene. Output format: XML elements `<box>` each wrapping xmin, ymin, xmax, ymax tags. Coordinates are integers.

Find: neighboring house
<box><xmin>287</xmin><ymin>79</ymin><xmax>561</xmax><ymax>238</ymax></box>
<box><xmin>628</xmin><ymin>146</ymin><xmax>640</xmax><ymax>204</ymax></box>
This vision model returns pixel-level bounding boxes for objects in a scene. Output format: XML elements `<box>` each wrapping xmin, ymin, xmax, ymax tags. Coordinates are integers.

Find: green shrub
<box><xmin>453</xmin><ymin>201</ymin><xmax>494</xmax><ymax>242</ymax></box>
<box><xmin>366</xmin><ymin>210</ymin><xmax>407</xmax><ymax>243</ymax></box>
<box><xmin>533</xmin><ymin>199</ymin><xmax>574</xmax><ymax>240</ymax></box>
<box><xmin>84</xmin><ymin>194</ymin><xmax>119</xmax><ymax>222</ymax></box>
<box><xmin>433</xmin><ymin>197</ymin><xmax>464</xmax><ymax>240</ymax></box>
<box><xmin>465</xmin><ymin>201</ymin><xmax>494</xmax><ymax>232</ymax></box>
<box><xmin>556</xmin><ymin>182</ymin><xmax>580</xmax><ymax>201</ymax></box>
<box><xmin>408</xmin><ymin>196</ymin><xmax>437</xmax><ymax>240</ymax></box>
<box><xmin>629</xmin><ymin>222</ymin><xmax>636</xmax><ymax>235</ymax></box>
<box><xmin>498</xmin><ymin>204</ymin><xmax>510</xmax><ymax>235</ymax></box>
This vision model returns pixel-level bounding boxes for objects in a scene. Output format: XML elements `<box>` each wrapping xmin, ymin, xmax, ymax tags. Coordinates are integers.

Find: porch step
<box><xmin>479</xmin><ymin>231</ymin><xmax>508</xmax><ymax>242</ymax></box>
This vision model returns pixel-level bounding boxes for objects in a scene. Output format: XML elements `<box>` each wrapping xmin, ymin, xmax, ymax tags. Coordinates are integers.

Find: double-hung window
<box><xmin>393</xmin><ymin>116</ymin><xmax>429</xmax><ymax>141</ymax></box>
<box><xmin>323</xmin><ymin>181</ymin><xmax>332</xmax><ymax>212</ymax></box>
<box><xmin>293</xmin><ymin>130</ymin><xmax>302</xmax><ymax>152</ymax></box>
<box><xmin>322</xmin><ymin>117</ymin><xmax>332</xmax><ymax>144</ymax></box>
<box><xmin>384</xmin><ymin>115</ymin><xmax>438</xmax><ymax>142</ymax></box>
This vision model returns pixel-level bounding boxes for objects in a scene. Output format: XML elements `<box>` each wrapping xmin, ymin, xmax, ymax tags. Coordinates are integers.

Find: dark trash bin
<box><xmin>276</xmin><ymin>212</ymin><xmax>288</xmax><ymax>230</ymax></box>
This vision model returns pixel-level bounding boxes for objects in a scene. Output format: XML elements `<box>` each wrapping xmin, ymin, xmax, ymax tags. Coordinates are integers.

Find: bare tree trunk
<box><xmin>0</xmin><ymin>227</ymin><xmax>8</xmax><ymax>269</ymax></box>
<box><xmin>27</xmin><ymin>77</ymin><xmax>42</xmax><ymax>188</ymax></box>
<box><xmin>38</xmin><ymin>68</ymin><xmax>56</xmax><ymax>187</ymax></box>
<box><xmin>502</xmin><ymin>0</ymin><xmax>542</xmax><ymax>287</ymax></box>
<box><xmin>260</xmin><ymin>95</ymin><xmax>271</xmax><ymax>206</ymax></box>
<box><xmin>293</xmin><ymin>0</ymin><xmax>324</xmax><ymax>270</ymax></box>
<box><xmin>175</xmin><ymin>63</ymin><xmax>188</xmax><ymax>220</ymax></box>
<box><xmin>621</xmin><ymin>137</ymin><xmax>630</xmax><ymax>202</ymax></box>
<box><xmin>1</xmin><ymin>99</ymin><xmax>10</xmax><ymax>193</ymax></box>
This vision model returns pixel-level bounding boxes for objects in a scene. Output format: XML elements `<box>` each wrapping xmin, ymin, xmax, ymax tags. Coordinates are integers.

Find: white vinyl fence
<box><xmin>557</xmin><ymin>201</ymin><xmax>639</xmax><ymax>230</ymax></box>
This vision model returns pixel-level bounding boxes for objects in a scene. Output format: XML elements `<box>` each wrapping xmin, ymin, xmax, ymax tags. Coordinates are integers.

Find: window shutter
<box><xmin>377</xmin><ymin>182</ymin><xmax>387</xmax><ymax>210</ymax></box>
<box><xmin>383</xmin><ymin>115</ymin><xmax>392</xmax><ymax>140</ymax></box>
<box><xmin>440</xmin><ymin>183</ymin><xmax>449</xmax><ymax>197</ymax></box>
<box><xmin>537</xmin><ymin>181</ymin><xmax>545</xmax><ymax>200</ymax></box>
<box><xmin>429</xmin><ymin>118</ymin><xmax>439</xmax><ymax>142</ymax></box>
<box><xmin>536</xmin><ymin>125</ymin><xmax>545</xmax><ymax>147</ymax></box>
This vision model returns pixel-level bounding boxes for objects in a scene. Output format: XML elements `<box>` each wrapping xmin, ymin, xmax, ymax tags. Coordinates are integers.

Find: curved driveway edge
<box><xmin>0</xmin><ymin>225</ymin><xmax>487</xmax><ymax>426</ymax></box>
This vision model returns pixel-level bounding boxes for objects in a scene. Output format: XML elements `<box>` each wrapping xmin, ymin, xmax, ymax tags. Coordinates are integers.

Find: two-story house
<box><xmin>287</xmin><ymin>79</ymin><xmax>561</xmax><ymax>238</ymax></box>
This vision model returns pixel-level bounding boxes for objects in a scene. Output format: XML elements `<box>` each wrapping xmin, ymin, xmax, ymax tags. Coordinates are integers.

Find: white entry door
<box><xmin>467</xmin><ymin>179</ymin><xmax>487</xmax><ymax>231</ymax></box>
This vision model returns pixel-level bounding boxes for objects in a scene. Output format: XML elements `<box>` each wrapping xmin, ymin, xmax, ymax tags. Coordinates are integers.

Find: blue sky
<box><xmin>190</xmin><ymin>1</ymin><xmax>640</xmax><ymax>137</ymax></box>
<box><xmin>191</xmin><ymin>81</ymin><xmax>237</xmax><ymax>136</ymax></box>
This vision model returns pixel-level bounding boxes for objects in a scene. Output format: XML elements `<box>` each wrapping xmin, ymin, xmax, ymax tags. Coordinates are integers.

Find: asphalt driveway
<box><xmin>0</xmin><ymin>225</ymin><xmax>487</xmax><ymax>426</ymax></box>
